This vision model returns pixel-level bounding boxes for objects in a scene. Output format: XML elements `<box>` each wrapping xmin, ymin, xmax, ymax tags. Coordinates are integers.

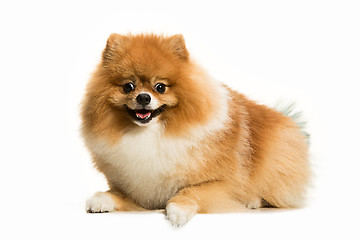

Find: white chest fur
<box><xmin>90</xmin><ymin>123</ymin><xmax>197</xmax><ymax>209</ymax></box>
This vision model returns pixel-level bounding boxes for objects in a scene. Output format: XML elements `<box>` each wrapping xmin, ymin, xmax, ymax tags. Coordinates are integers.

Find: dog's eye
<box><xmin>123</xmin><ymin>83</ymin><xmax>135</xmax><ymax>93</ymax></box>
<box><xmin>154</xmin><ymin>83</ymin><xmax>166</xmax><ymax>94</ymax></box>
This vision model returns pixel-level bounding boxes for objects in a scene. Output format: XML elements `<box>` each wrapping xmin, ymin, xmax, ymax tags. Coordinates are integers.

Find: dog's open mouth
<box><xmin>124</xmin><ymin>104</ymin><xmax>166</xmax><ymax>124</ymax></box>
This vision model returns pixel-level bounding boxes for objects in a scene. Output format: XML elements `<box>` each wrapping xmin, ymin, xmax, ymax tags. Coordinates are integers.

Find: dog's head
<box><xmin>104</xmin><ymin>34</ymin><xmax>190</xmax><ymax>126</ymax></box>
<box><xmin>82</xmin><ymin>34</ymin><xmax>218</xmax><ymax>137</ymax></box>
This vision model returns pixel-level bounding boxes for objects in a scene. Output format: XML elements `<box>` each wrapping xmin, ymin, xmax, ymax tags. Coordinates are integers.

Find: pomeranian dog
<box><xmin>81</xmin><ymin>33</ymin><xmax>310</xmax><ymax>227</ymax></box>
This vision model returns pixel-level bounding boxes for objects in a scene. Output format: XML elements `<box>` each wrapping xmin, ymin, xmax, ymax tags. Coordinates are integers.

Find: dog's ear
<box><xmin>168</xmin><ymin>34</ymin><xmax>189</xmax><ymax>60</ymax></box>
<box><xmin>106</xmin><ymin>33</ymin><xmax>127</xmax><ymax>49</ymax></box>
<box><xmin>102</xmin><ymin>33</ymin><xmax>128</xmax><ymax>61</ymax></box>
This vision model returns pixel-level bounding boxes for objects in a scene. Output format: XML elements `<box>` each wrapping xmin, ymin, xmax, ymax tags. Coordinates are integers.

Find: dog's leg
<box><xmin>166</xmin><ymin>181</ymin><xmax>245</xmax><ymax>227</ymax></box>
<box><xmin>86</xmin><ymin>190</ymin><xmax>145</xmax><ymax>213</ymax></box>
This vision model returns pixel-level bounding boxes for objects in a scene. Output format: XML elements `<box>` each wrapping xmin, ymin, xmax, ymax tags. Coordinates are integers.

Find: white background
<box><xmin>0</xmin><ymin>0</ymin><xmax>359</xmax><ymax>239</ymax></box>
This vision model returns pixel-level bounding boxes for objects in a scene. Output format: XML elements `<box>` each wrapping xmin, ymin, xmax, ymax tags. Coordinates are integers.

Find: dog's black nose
<box><xmin>136</xmin><ymin>93</ymin><xmax>151</xmax><ymax>106</ymax></box>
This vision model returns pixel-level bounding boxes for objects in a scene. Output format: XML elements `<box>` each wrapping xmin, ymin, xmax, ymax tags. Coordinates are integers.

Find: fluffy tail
<box><xmin>274</xmin><ymin>101</ymin><xmax>310</xmax><ymax>144</ymax></box>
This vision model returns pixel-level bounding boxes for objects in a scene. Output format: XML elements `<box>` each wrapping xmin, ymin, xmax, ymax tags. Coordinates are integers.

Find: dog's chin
<box><xmin>124</xmin><ymin>104</ymin><xmax>167</xmax><ymax>126</ymax></box>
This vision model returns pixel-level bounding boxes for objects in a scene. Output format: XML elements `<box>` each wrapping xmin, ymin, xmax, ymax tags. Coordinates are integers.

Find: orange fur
<box><xmin>106</xmin><ymin>191</ymin><xmax>146</xmax><ymax>211</ymax></box>
<box><xmin>81</xmin><ymin>33</ymin><xmax>310</xmax><ymax>226</ymax></box>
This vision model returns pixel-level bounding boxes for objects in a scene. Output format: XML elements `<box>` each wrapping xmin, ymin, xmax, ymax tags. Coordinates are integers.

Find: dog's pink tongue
<box><xmin>136</xmin><ymin>112</ymin><xmax>151</xmax><ymax>119</ymax></box>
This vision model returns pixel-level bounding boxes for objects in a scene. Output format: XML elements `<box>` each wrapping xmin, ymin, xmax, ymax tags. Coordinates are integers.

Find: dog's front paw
<box><xmin>86</xmin><ymin>192</ymin><xmax>115</xmax><ymax>213</ymax></box>
<box><xmin>166</xmin><ymin>202</ymin><xmax>197</xmax><ymax>227</ymax></box>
